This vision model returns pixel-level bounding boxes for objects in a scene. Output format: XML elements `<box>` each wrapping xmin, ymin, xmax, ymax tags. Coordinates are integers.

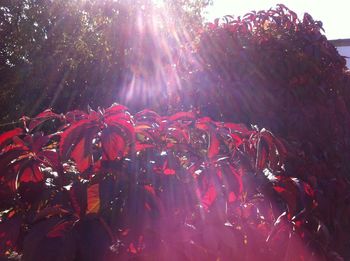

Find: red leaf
<box><xmin>69</xmin><ymin>183</ymin><xmax>87</xmax><ymax>218</ymax></box>
<box><xmin>135</xmin><ymin>124</ymin><xmax>158</xmax><ymax>145</ymax></box>
<box><xmin>163</xmin><ymin>168</ymin><xmax>176</xmax><ymax>175</ymax></box>
<box><xmin>256</xmin><ymin>130</ymin><xmax>286</xmax><ymax>171</ymax></box>
<box><xmin>274</xmin><ymin>178</ymin><xmax>299</xmax><ymax>218</ymax></box>
<box><xmin>168</xmin><ymin>111</ymin><xmax>195</xmax><ymax>123</ymax></box>
<box><xmin>202</xmin><ymin>183</ymin><xmax>217</xmax><ymax>209</ymax></box>
<box><xmin>61</xmin><ymin>122</ymin><xmax>98</xmax><ymax>173</ymax></box>
<box><xmin>228</xmin><ymin>132</ymin><xmax>243</xmax><ymax>146</ymax></box>
<box><xmin>134</xmin><ymin>109</ymin><xmax>160</xmax><ymax>123</ymax></box>
<box><xmin>128</xmin><ymin>243</ymin><xmax>137</xmax><ymax>254</ymax></box>
<box><xmin>256</xmin><ymin>140</ymin><xmax>268</xmax><ymax>171</ymax></box>
<box><xmin>46</xmin><ymin>221</ymin><xmax>74</xmax><ymax>238</ymax></box>
<box><xmin>0</xmin><ymin>148</ymin><xmax>24</xmax><ymax>173</ymax></box>
<box><xmin>274</xmin><ymin>186</ymin><xmax>286</xmax><ymax>193</ymax></box>
<box><xmin>101</xmin><ymin>127</ymin><xmax>126</xmax><ymax>161</ymax></box>
<box><xmin>223</xmin><ymin>122</ymin><xmax>250</xmax><ymax>134</ymax></box>
<box><xmin>195</xmin><ymin>118</ymin><xmax>220</xmax><ymax>158</ymax></box>
<box><xmin>87</xmin><ymin>184</ymin><xmax>100</xmax><ymax>214</ymax></box>
<box><xmin>71</xmin><ymin>138</ymin><xmax>92</xmax><ymax>173</ymax></box>
<box><xmin>60</xmin><ymin>119</ymin><xmax>94</xmax><ymax>159</ymax></box>
<box><xmin>30</xmin><ymin>134</ymin><xmax>50</xmax><ymax>153</ymax></box>
<box><xmin>29</xmin><ymin>109</ymin><xmax>61</xmax><ymax>131</ymax></box>
<box><xmin>0</xmin><ymin>128</ymin><xmax>23</xmax><ymax>149</ymax></box>
<box><xmin>144</xmin><ymin>185</ymin><xmax>156</xmax><ymax>196</ymax></box>
<box><xmin>104</xmin><ymin>103</ymin><xmax>128</xmax><ymax>117</ymax></box>
<box><xmin>303</xmin><ymin>182</ymin><xmax>314</xmax><ymax>197</ymax></box>
<box><xmin>35</xmin><ymin>206</ymin><xmax>69</xmax><ymax>222</ymax></box>
<box><xmin>12</xmin><ymin>136</ymin><xmax>27</xmax><ymax>147</ymax></box>
<box><xmin>104</xmin><ymin>114</ymin><xmax>134</xmax><ymax>137</ymax></box>
<box><xmin>208</xmin><ymin>133</ymin><xmax>220</xmax><ymax>158</ymax></box>
<box><xmin>37</xmin><ymin>150</ymin><xmax>60</xmax><ymax>169</ymax></box>
<box><xmin>20</xmin><ymin>162</ymin><xmax>43</xmax><ymax>183</ymax></box>
<box><xmin>166</xmin><ymin>125</ymin><xmax>191</xmax><ymax>144</ymax></box>
<box><xmin>228</xmin><ymin>192</ymin><xmax>236</xmax><ymax>202</ymax></box>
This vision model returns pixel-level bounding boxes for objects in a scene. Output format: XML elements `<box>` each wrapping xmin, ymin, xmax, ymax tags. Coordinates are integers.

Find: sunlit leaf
<box><xmin>29</xmin><ymin>109</ymin><xmax>61</xmax><ymax>132</ymax></box>
<box><xmin>0</xmin><ymin>128</ymin><xmax>23</xmax><ymax>149</ymax></box>
<box><xmin>87</xmin><ymin>183</ymin><xmax>100</xmax><ymax>214</ymax></box>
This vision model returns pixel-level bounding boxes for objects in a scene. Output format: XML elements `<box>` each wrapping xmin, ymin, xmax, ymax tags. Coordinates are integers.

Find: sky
<box><xmin>205</xmin><ymin>0</ymin><xmax>350</xmax><ymax>40</ymax></box>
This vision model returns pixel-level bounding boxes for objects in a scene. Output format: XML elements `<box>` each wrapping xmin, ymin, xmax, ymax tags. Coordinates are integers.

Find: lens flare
<box><xmin>118</xmin><ymin>1</ymin><xmax>196</xmax><ymax>113</ymax></box>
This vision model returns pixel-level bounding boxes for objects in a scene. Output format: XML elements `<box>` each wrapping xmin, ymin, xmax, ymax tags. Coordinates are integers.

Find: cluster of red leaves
<box><xmin>172</xmin><ymin>5</ymin><xmax>350</xmax><ymax>260</ymax></box>
<box><xmin>0</xmin><ymin>104</ymin><xmax>328</xmax><ymax>260</ymax></box>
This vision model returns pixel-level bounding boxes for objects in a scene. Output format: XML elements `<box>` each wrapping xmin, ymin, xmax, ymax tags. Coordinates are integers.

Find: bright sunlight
<box><xmin>206</xmin><ymin>0</ymin><xmax>350</xmax><ymax>39</ymax></box>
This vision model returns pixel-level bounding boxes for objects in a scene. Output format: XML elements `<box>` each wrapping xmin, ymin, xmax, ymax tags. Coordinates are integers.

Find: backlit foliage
<box><xmin>1</xmin><ymin>2</ymin><xmax>350</xmax><ymax>261</ymax></box>
<box><xmin>0</xmin><ymin>104</ymin><xmax>323</xmax><ymax>260</ymax></box>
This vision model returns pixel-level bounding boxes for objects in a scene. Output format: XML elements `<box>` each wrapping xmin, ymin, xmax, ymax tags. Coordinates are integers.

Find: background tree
<box><xmin>0</xmin><ymin>0</ymin><xmax>211</xmax><ymax>125</ymax></box>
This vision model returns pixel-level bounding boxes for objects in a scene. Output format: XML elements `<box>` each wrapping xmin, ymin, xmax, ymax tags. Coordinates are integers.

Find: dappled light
<box><xmin>117</xmin><ymin>0</ymin><xmax>199</xmax><ymax>113</ymax></box>
<box><xmin>0</xmin><ymin>0</ymin><xmax>207</xmax><ymax>120</ymax></box>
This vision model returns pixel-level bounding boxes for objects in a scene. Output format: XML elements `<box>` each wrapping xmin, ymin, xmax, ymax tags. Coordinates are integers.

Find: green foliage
<box><xmin>0</xmin><ymin>0</ymin><xmax>210</xmax><ymax>123</ymax></box>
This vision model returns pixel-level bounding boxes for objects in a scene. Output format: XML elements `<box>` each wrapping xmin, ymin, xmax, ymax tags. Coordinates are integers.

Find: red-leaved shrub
<box><xmin>0</xmin><ymin>103</ymin><xmax>330</xmax><ymax>260</ymax></box>
<box><xmin>173</xmin><ymin>5</ymin><xmax>350</xmax><ymax>259</ymax></box>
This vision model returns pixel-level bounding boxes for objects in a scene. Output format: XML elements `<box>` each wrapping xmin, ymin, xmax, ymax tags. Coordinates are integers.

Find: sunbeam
<box><xmin>117</xmin><ymin>0</ymin><xmax>198</xmax><ymax>113</ymax></box>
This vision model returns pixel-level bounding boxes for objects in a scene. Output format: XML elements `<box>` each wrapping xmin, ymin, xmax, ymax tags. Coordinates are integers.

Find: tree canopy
<box><xmin>0</xmin><ymin>0</ymin><xmax>210</xmax><ymax>123</ymax></box>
